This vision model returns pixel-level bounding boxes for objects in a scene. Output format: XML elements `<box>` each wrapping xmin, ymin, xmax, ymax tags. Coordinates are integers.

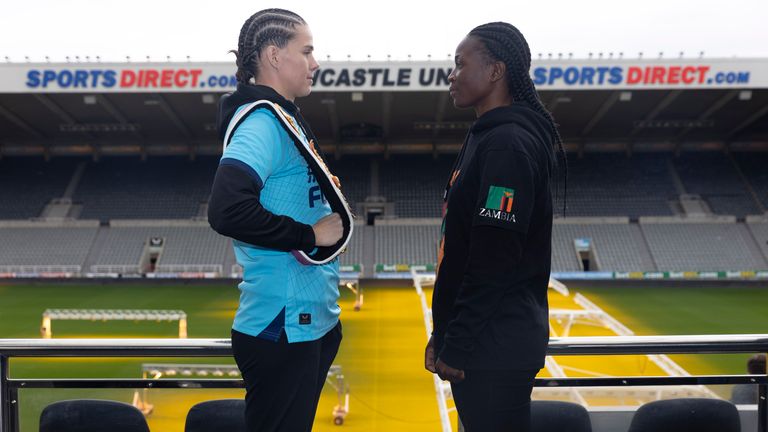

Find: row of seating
<box><xmin>3</xmin><ymin>152</ymin><xmax>767</xmax><ymax>220</ymax></box>
<box><xmin>2</xmin><ymin>222</ymin><xmax>767</xmax><ymax>273</ymax></box>
<box><xmin>39</xmin><ymin>397</ymin><xmax>743</xmax><ymax>432</ymax></box>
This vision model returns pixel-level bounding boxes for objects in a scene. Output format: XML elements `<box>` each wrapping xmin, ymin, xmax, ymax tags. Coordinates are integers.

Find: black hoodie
<box><xmin>432</xmin><ymin>102</ymin><xmax>555</xmax><ymax>371</ymax></box>
<box><xmin>208</xmin><ymin>84</ymin><xmax>320</xmax><ymax>252</ymax></box>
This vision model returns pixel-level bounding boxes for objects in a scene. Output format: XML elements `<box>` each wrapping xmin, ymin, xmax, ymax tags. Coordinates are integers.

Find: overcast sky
<box><xmin>2</xmin><ymin>0</ymin><xmax>767</xmax><ymax>64</ymax></box>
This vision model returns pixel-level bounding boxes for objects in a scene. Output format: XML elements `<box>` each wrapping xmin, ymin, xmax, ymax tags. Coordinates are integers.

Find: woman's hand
<box><xmin>312</xmin><ymin>213</ymin><xmax>343</xmax><ymax>246</ymax></box>
<box><xmin>436</xmin><ymin>358</ymin><xmax>465</xmax><ymax>383</ymax></box>
<box><xmin>425</xmin><ymin>336</ymin><xmax>436</xmax><ymax>373</ymax></box>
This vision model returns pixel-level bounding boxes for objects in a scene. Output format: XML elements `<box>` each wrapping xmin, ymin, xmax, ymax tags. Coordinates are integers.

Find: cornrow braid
<box><xmin>469</xmin><ymin>22</ymin><xmax>568</xmax><ymax>215</ymax></box>
<box><xmin>230</xmin><ymin>9</ymin><xmax>306</xmax><ymax>85</ymax></box>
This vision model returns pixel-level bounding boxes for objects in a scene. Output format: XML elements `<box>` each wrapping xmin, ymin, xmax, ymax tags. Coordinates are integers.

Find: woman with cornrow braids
<box><xmin>208</xmin><ymin>8</ymin><xmax>352</xmax><ymax>432</ymax></box>
<box><xmin>426</xmin><ymin>22</ymin><xmax>564</xmax><ymax>431</ymax></box>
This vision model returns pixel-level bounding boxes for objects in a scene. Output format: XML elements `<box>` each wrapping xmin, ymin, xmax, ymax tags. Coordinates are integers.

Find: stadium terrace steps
<box><xmin>553</xmin><ymin>153</ymin><xmax>678</xmax><ymax>218</ymax></box>
<box><xmin>0</xmin><ymin>157</ymin><xmax>82</xmax><ymax>220</ymax></box>
<box><xmin>378</xmin><ymin>155</ymin><xmax>455</xmax><ymax>218</ymax></box>
<box><xmin>640</xmin><ymin>222</ymin><xmax>768</xmax><ymax>271</ymax></box>
<box><xmin>734</xmin><ymin>152</ymin><xmax>768</xmax><ymax>212</ymax></box>
<box><xmin>72</xmin><ymin>156</ymin><xmax>218</xmax><ymax>221</ymax></box>
<box><xmin>672</xmin><ymin>152</ymin><xmax>762</xmax><ymax>217</ymax></box>
<box><xmin>0</xmin><ymin>226</ymin><xmax>98</xmax><ymax>270</ymax></box>
<box><xmin>746</xmin><ymin>222</ymin><xmax>768</xmax><ymax>264</ymax></box>
<box><xmin>553</xmin><ymin>222</ymin><xmax>658</xmax><ymax>272</ymax></box>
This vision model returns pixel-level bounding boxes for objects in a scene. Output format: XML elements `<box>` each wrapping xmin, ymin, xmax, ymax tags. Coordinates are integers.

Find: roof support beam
<box><xmin>674</xmin><ymin>90</ymin><xmax>738</xmax><ymax>153</ymax></box>
<box><xmin>0</xmin><ymin>103</ymin><xmax>44</xmax><ymax>139</ymax></box>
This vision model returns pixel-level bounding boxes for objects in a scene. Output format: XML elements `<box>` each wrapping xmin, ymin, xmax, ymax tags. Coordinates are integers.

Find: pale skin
<box><xmin>253</xmin><ymin>23</ymin><xmax>342</xmax><ymax>247</ymax></box>
<box><xmin>426</xmin><ymin>35</ymin><xmax>512</xmax><ymax>384</ymax></box>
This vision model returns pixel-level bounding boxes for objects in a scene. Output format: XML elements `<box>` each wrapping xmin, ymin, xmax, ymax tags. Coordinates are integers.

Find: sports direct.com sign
<box><xmin>0</xmin><ymin>58</ymin><xmax>765</xmax><ymax>93</ymax></box>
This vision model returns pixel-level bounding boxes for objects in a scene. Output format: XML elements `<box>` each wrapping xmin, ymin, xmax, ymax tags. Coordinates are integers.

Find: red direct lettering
<box><xmin>145</xmin><ymin>70</ymin><xmax>159</xmax><ymax>88</ymax></box>
<box><xmin>667</xmin><ymin>66</ymin><xmax>681</xmax><ymax>84</ymax></box>
<box><xmin>189</xmin><ymin>69</ymin><xmax>203</xmax><ymax>87</ymax></box>
<box><xmin>174</xmin><ymin>70</ymin><xmax>189</xmax><ymax>87</ymax></box>
<box><xmin>627</xmin><ymin>67</ymin><xmax>642</xmax><ymax>84</ymax></box>
<box><xmin>160</xmin><ymin>70</ymin><xmax>174</xmax><ymax>88</ymax></box>
<box><xmin>650</xmin><ymin>67</ymin><xmax>665</xmax><ymax>84</ymax></box>
<box><xmin>120</xmin><ymin>70</ymin><xmax>136</xmax><ymax>87</ymax></box>
<box><xmin>696</xmin><ymin>66</ymin><xmax>710</xmax><ymax>83</ymax></box>
<box><xmin>682</xmin><ymin>66</ymin><xmax>696</xmax><ymax>84</ymax></box>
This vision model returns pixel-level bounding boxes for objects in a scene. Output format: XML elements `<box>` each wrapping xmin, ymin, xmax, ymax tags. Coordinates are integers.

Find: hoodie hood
<box><xmin>217</xmin><ymin>84</ymin><xmax>301</xmax><ymax>141</ymax></box>
<box><xmin>471</xmin><ymin>101</ymin><xmax>556</xmax><ymax>166</ymax></box>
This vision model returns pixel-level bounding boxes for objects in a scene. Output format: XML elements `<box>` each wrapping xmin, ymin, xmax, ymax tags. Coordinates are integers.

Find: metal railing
<box><xmin>1</xmin><ymin>334</ymin><xmax>767</xmax><ymax>432</ymax></box>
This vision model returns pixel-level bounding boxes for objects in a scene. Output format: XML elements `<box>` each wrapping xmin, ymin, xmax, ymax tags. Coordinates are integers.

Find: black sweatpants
<box><xmin>231</xmin><ymin>321</ymin><xmax>342</xmax><ymax>432</ymax></box>
<box><xmin>451</xmin><ymin>369</ymin><xmax>538</xmax><ymax>432</ymax></box>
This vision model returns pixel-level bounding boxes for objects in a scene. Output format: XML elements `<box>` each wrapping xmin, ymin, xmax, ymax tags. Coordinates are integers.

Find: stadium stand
<box><xmin>327</xmin><ymin>156</ymin><xmax>371</xmax><ymax>213</ymax></box>
<box><xmin>154</xmin><ymin>226</ymin><xmax>229</xmax><ymax>273</ymax></box>
<box><xmin>746</xmin><ymin>222</ymin><xmax>768</xmax><ymax>264</ymax></box>
<box><xmin>378</xmin><ymin>155</ymin><xmax>455</xmax><ymax>218</ymax></box>
<box><xmin>672</xmin><ymin>152</ymin><xmax>761</xmax><ymax>217</ymax></box>
<box><xmin>0</xmin><ymin>224</ymin><xmax>98</xmax><ymax>272</ymax></box>
<box><xmin>640</xmin><ymin>222</ymin><xmax>768</xmax><ymax>271</ymax></box>
<box><xmin>374</xmin><ymin>224</ymin><xmax>441</xmax><ymax>266</ymax></box>
<box><xmin>0</xmin><ymin>157</ymin><xmax>82</xmax><ymax>219</ymax></box>
<box><xmin>553</xmin><ymin>153</ymin><xmax>677</xmax><ymax>217</ymax></box>
<box><xmin>89</xmin><ymin>225</ymin><xmax>228</xmax><ymax>274</ymax></box>
<box><xmin>733</xmin><ymin>152</ymin><xmax>768</xmax><ymax>212</ymax></box>
<box><xmin>339</xmin><ymin>223</ymin><xmax>365</xmax><ymax>268</ymax></box>
<box><xmin>552</xmin><ymin>222</ymin><xmax>657</xmax><ymax>272</ymax></box>
<box><xmin>74</xmin><ymin>156</ymin><xmax>217</xmax><ymax>221</ymax></box>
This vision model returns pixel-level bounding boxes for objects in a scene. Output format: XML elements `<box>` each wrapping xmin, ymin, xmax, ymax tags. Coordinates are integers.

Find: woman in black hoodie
<box><xmin>425</xmin><ymin>22</ymin><xmax>565</xmax><ymax>431</ymax></box>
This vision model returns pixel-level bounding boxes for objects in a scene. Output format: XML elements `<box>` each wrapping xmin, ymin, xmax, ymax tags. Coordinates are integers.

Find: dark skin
<box><xmin>425</xmin><ymin>35</ymin><xmax>512</xmax><ymax>384</ymax></box>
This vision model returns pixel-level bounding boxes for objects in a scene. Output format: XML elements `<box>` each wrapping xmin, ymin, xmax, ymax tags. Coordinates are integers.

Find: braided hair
<box><xmin>469</xmin><ymin>22</ymin><xmax>568</xmax><ymax>213</ymax></box>
<box><xmin>230</xmin><ymin>9</ymin><xmax>306</xmax><ymax>85</ymax></box>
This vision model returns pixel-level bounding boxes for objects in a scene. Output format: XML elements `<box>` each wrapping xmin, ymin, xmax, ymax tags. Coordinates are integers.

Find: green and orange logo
<box><xmin>485</xmin><ymin>186</ymin><xmax>515</xmax><ymax>212</ymax></box>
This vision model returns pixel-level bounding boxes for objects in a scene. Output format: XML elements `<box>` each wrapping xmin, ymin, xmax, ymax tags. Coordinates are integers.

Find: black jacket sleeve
<box><xmin>438</xmin><ymin>147</ymin><xmax>537</xmax><ymax>369</ymax></box>
<box><xmin>208</xmin><ymin>163</ymin><xmax>316</xmax><ymax>252</ymax></box>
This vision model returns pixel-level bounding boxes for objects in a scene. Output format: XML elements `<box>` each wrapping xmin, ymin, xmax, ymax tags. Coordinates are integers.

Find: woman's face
<box><xmin>447</xmin><ymin>36</ymin><xmax>495</xmax><ymax>110</ymax></box>
<box><xmin>275</xmin><ymin>24</ymin><xmax>320</xmax><ymax>100</ymax></box>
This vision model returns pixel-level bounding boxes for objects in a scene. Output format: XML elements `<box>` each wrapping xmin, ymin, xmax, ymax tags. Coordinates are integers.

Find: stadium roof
<box><xmin>0</xmin><ymin>59</ymin><xmax>766</xmax><ymax>157</ymax></box>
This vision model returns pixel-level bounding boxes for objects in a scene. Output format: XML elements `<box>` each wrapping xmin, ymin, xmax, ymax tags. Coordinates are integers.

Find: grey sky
<box><xmin>2</xmin><ymin>0</ymin><xmax>767</xmax><ymax>63</ymax></box>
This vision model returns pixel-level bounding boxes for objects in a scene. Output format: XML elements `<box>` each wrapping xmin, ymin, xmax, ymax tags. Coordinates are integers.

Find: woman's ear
<box><xmin>263</xmin><ymin>45</ymin><xmax>280</xmax><ymax>69</ymax></box>
<box><xmin>490</xmin><ymin>60</ymin><xmax>506</xmax><ymax>83</ymax></box>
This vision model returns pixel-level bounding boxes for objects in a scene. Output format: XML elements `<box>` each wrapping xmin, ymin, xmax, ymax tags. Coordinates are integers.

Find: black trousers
<box><xmin>231</xmin><ymin>322</ymin><xmax>342</xmax><ymax>432</ymax></box>
<box><xmin>451</xmin><ymin>369</ymin><xmax>538</xmax><ymax>432</ymax></box>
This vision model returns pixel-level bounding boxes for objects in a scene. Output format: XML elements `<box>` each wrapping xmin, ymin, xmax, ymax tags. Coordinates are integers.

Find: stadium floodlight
<box><xmin>40</xmin><ymin>309</ymin><xmax>188</xmax><ymax>339</ymax></box>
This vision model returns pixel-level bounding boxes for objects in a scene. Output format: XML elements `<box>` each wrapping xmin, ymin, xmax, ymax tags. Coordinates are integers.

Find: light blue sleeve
<box><xmin>221</xmin><ymin>107</ymin><xmax>284</xmax><ymax>187</ymax></box>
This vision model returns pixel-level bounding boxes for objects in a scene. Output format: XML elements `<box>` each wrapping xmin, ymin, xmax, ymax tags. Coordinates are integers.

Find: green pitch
<box><xmin>0</xmin><ymin>282</ymin><xmax>766</xmax><ymax>431</ymax></box>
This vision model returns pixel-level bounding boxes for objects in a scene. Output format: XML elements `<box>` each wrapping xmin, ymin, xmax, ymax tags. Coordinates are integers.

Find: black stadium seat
<box><xmin>627</xmin><ymin>398</ymin><xmax>740</xmax><ymax>432</ymax></box>
<box><xmin>39</xmin><ymin>399</ymin><xmax>149</xmax><ymax>432</ymax></box>
<box><xmin>531</xmin><ymin>400</ymin><xmax>592</xmax><ymax>432</ymax></box>
<box><xmin>185</xmin><ymin>399</ymin><xmax>247</xmax><ymax>432</ymax></box>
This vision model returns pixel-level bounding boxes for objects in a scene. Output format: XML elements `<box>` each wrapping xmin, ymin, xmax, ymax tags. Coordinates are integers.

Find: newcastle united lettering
<box><xmin>311</xmin><ymin>67</ymin><xmax>452</xmax><ymax>89</ymax></box>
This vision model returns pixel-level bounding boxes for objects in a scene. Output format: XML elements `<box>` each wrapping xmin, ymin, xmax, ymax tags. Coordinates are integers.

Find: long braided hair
<box><xmin>469</xmin><ymin>22</ymin><xmax>568</xmax><ymax>214</ymax></box>
<box><xmin>230</xmin><ymin>9</ymin><xmax>306</xmax><ymax>85</ymax></box>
